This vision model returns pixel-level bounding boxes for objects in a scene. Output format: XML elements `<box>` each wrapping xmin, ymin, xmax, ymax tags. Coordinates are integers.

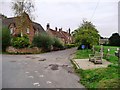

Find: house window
<box><xmin>26</xmin><ymin>28</ymin><xmax>30</xmax><ymax>34</ymax></box>
<box><xmin>21</xmin><ymin>32</ymin><xmax>23</xmax><ymax>37</ymax></box>
<box><xmin>10</xmin><ymin>28</ymin><xmax>14</xmax><ymax>34</ymax></box>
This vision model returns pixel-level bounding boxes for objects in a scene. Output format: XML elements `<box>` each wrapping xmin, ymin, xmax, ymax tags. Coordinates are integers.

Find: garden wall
<box><xmin>6</xmin><ymin>46</ymin><xmax>42</xmax><ymax>54</ymax></box>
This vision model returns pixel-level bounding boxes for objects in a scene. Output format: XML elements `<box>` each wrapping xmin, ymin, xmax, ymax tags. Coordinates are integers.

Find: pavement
<box><xmin>73</xmin><ymin>59</ymin><xmax>111</xmax><ymax>70</ymax></box>
<box><xmin>2</xmin><ymin>48</ymin><xmax>85</xmax><ymax>88</ymax></box>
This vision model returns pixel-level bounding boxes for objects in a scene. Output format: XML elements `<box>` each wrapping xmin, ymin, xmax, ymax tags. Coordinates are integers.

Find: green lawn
<box><xmin>74</xmin><ymin>45</ymin><xmax>119</xmax><ymax>88</ymax></box>
<box><xmin>75</xmin><ymin>45</ymin><xmax>119</xmax><ymax>64</ymax></box>
<box><xmin>95</xmin><ymin>45</ymin><xmax>119</xmax><ymax>64</ymax></box>
<box><xmin>75</xmin><ymin>49</ymin><xmax>93</xmax><ymax>59</ymax></box>
<box><xmin>95</xmin><ymin>45</ymin><xmax>120</xmax><ymax>54</ymax></box>
<box><xmin>76</xmin><ymin>65</ymin><xmax>119</xmax><ymax>88</ymax></box>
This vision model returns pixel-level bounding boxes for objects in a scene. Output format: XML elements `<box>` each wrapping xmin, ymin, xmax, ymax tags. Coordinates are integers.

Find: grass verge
<box><xmin>76</xmin><ymin>65</ymin><xmax>119</xmax><ymax>88</ymax></box>
<box><xmin>74</xmin><ymin>49</ymin><xmax>93</xmax><ymax>59</ymax></box>
<box><xmin>73</xmin><ymin>46</ymin><xmax>120</xmax><ymax>88</ymax></box>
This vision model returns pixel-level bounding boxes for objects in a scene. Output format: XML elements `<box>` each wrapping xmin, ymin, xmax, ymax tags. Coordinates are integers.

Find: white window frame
<box><xmin>10</xmin><ymin>28</ymin><xmax>14</xmax><ymax>34</ymax></box>
<box><xmin>26</xmin><ymin>28</ymin><xmax>30</xmax><ymax>34</ymax></box>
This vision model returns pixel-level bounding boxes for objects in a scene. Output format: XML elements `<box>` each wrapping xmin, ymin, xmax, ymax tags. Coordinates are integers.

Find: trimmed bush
<box><xmin>2</xmin><ymin>27</ymin><xmax>11</xmax><ymax>51</ymax></box>
<box><xmin>32</xmin><ymin>33</ymin><xmax>54</xmax><ymax>51</ymax></box>
<box><xmin>53</xmin><ymin>37</ymin><xmax>64</xmax><ymax>49</ymax></box>
<box><xmin>11</xmin><ymin>34</ymin><xmax>30</xmax><ymax>48</ymax></box>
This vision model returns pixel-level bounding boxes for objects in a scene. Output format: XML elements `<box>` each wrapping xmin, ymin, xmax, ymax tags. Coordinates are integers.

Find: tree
<box><xmin>109</xmin><ymin>33</ymin><xmax>120</xmax><ymax>46</ymax></box>
<box><xmin>11</xmin><ymin>0</ymin><xmax>35</xmax><ymax>36</ymax></box>
<box><xmin>12</xmin><ymin>0</ymin><xmax>34</xmax><ymax>17</ymax></box>
<box><xmin>73</xmin><ymin>20</ymin><xmax>100</xmax><ymax>49</ymax></box>
<box><xmin>2</xmin><ymin>27</ymin><xmax>11</xmax><ymax>51</ymax></box>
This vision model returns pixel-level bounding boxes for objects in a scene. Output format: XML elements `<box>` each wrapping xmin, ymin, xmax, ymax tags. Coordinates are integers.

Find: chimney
<box><xmin>68</xmin><ymin>28</ymin><xmax>71</xmax><ymax>35</ymax></box>
<box><xmin>55</xmin><ymin>27</ymin><xmax>57</xmax><ymax>31</ymax></box>
<box><xmin>59</xmin><ymin>28</ymin><xmax>62</xmax><ymax>32</ymax></box>
<box><xmin>46</xmin><ymin>23</ymin><xmax>50</xmax><ymax>30</ymax></box>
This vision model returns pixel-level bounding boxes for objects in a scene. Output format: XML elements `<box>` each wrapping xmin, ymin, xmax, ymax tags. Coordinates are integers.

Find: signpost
<box><xmin>81</xmin><ymin>45</ymin><xmax>85</xmax><ymax>50</ymax></box>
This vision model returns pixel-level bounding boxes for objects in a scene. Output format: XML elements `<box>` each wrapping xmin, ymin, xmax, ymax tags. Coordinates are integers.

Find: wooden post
<box><xmin>100</xmin><ymin>45</ymin><xmax>103</xmax><ymax>58</ymax></box>
<box><xmin>107</xmin><ymin>48</ymin><xmax>110</xmax><ymax>60</ymax></box>
<box><xmin>92</xmin><ymin>45</ymin><xmax>95</xmax><ymax>53</ymax></box>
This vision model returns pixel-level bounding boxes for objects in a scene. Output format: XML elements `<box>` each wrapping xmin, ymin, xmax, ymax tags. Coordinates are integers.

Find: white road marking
<box><xmin>46</xmin><ymin>81</ymin><xmax>52</xmax><ymax>84</ymax></box>
<box><xmin>28</xmin><ymin>76</ymin><xmax>34</xmax><ymax>78</ymax></box>
<box><xmin>25</xmin><ymin>72</ymin><xmax>29</xmax><ymax>74</ymax></box>
<box><xmin>35</xmin><ymin>71</ymin><xmax>38</xmax><ymax>73</ymax></box>
<box><xmin>39</xmin><ymin>75</ymin><xmax>44</xmax><ymax>77</ymax></box>
<box><xmin>33</xmin><ymin>82</ymin><xmax>40</xmax><ymax>86</ymax></box>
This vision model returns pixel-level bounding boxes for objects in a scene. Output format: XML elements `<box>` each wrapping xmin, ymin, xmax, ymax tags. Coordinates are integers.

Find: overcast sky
<box><xmin>0</xmin><ymin>0</ymin><xmax>119</xmax><ymax>37</ymax></box>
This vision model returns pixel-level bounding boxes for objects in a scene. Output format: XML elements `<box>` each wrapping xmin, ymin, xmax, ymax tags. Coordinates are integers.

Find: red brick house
<box><xmin>46</xmin><ymin>23</ymin><xmax>73</xmax><ymax>44</ymax></box>
<box><xmin>1</xmin><ymin>12</ymin><xmax>45</xmax><ymax>43</ymax></box>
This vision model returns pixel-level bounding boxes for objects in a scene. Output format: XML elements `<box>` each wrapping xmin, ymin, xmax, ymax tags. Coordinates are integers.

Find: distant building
<box><xmin>99</xmin><ymin>38</ymin><xmax>109</xmax><ymax>45</ymax></box>
<box><xmin>46</xmin><ymin>23</ymin><xmax>73</xmax><ymax>44</ymax></box>
<box><xmin>1</xmin><ymin>12</ymin><xmax>45</xmax><ymax>43</ymax></box>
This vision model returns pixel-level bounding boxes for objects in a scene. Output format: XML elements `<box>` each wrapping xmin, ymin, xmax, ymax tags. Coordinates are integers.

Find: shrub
<box><xmin>2</xmin><ymin>27</ymin><xmax>11</xmax><ymax>51</ymax></box>
<box><xmin>65</xmin><ymin>44</ymin><xmax>76</xmax><ymax>48</ymax></box>
<box><xmin>53</xmin><ymin>37</ymin><xmax>64</xmax><ymax>49</ymax></box>
<box><xmin>32</xmin><ymin>33</ymin><xmax>54</xmax><ymax>51</ymax></box>
<box><xmin>109</xmin><ymin>33</ymin><xmax>120</xmax><ymax>46</ymax></box>
<box><xmin>11</xmin><ymin>34</ymin><xmax>30</xmax><ymax>48</ymax></box>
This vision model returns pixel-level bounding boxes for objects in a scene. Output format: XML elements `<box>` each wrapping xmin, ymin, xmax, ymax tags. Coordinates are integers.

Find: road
<box><xmin>2</xmin><ymin>48</ymin><xmax>84</xmax><ymax>88</ymax></box>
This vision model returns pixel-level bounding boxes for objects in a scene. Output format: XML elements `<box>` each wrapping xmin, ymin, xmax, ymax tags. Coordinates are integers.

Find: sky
<box><xmin>0</xmin><ymin>0</ymin><xmax>119</xmax><ymax>37</ymax></box>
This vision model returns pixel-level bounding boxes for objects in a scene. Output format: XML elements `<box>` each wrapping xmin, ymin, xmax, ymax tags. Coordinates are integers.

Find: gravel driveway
<box><xmin>2</xmin><ymin>48</ymin><xmax>85</xmax><ymax>88</ymax></box>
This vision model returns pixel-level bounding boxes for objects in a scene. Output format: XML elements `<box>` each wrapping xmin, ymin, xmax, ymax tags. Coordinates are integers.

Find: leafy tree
<box><xmin>73</xmin><ymin>20</ymin><xmax>100</xmax><ymax>49</ymax></box>
<box><xmin>109</xmin><ymin>33</ymin><xmax>120</xmax><ymax>46</ymax></box>
<box><xmin>2</xmin><ymin>27</ymin><xmax>11</xmax><ymax>51</ymax></box>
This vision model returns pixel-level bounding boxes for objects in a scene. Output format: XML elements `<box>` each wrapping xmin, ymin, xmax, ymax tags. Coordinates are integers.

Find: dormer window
<box><xmin>26</xmin><ymin>28</ymin><xmax>30</xmax><ymax>34</ymax></box>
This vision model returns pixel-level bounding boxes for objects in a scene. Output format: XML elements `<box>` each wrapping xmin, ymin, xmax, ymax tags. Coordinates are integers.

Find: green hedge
<box><xmin>2</xmin><ymin>27</ymin><xmax>11</xmax><ymax>51</ymax></box>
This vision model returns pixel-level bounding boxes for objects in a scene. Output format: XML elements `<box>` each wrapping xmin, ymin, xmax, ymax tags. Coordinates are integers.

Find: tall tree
<box><xmin>73</xmin><ymin>20</ymin><xmax>100</xmax><ymax>48</ymax></box>
<box><xmin>11</xmin><ymin>0</ymin><xmax>35</xmax><ymax>36</ymax></box>
<box><xmin>109</xmin><ymin>33</ymin><xmax>120</xmax><ymax>46</ymax></box>
<box><xmin>12</xmin><ymin>0</ymin><xmax>34</xmax><ymax>17</ymax></box>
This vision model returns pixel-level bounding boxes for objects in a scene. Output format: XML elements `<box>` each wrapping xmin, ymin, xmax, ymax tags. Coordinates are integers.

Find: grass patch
<box><xmin>75</xmin><ymin>65</ymin><xmax>119</xmax><ymax>88</ymax></box>
<box><xmin>75</xmin><ymin>49</ymin><xmax>93</xmax><ymax>59</ymax></box>
<box><xmin>95</xmin><ymin>45</ymin><xmax>119</xmax><ymax>64</ymax></box>
<box><xmin>73</xmin><ymin>45</ymin><xmax>120</xmax><ymax>88</ymax></box>
<box><xmin>95</xmin><ymin>45</ymin><xmax>120</xmax><ymax>55</ymax></box>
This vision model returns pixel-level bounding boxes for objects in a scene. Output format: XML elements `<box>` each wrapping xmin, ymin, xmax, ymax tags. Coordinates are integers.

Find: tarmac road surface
<box><xmin>2</xmin><ymin>48</ymin><xmax>85</xmax><ymax>88</ymax></box>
